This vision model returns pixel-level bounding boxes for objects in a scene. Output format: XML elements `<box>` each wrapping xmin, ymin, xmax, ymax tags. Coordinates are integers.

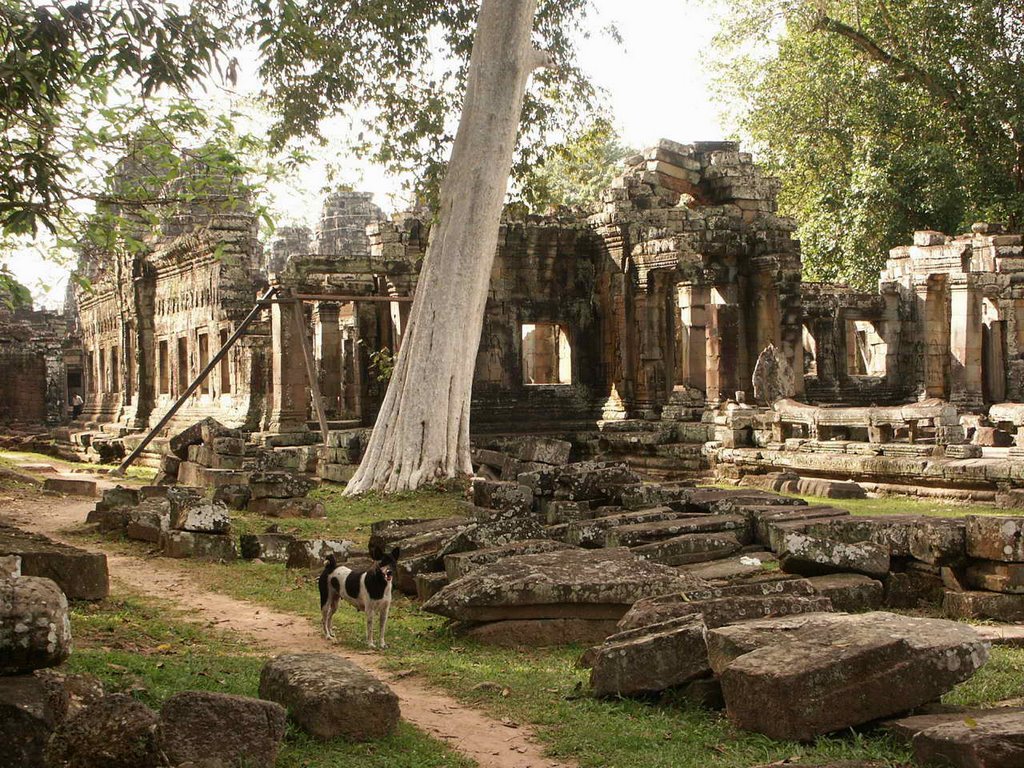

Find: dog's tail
<box><xmin>318</xmin><ymin>554</ymin><xmax>338</xmax><ymax>608</ymax></box>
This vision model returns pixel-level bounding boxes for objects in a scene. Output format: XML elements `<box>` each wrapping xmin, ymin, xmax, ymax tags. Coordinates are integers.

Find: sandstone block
<box><xmin>910</xmin><ymin>709</ymin><xmax>1024</xmax><ymax>768</ymax></box>
<box><xmin>285</xmin><ymin>539</ymin><xmax>355</xmax><ymax>569</ymax></box>
<box><xmin>423</xmin><ymin>548</ymin><xmax>702</xmax><ymax>623</ymax></box>
<box><xmin>248</xmin><ymin>496</ymin><xmax>326</xmax><ymax>518</ymax></box>
<box><xmin>464</xmin><ymin>618</ymin><xmax>619</xmax><ymax>647</ymax></box>
<box><xmin>158</xmin><ymin>691</ymin><xmax>286</xmax><ymax>767</ymax></box>
<box><xmin>966</xmin><ymin>515</ymin><xmax>1024</xmax><ymax>562</ymax></box>
<box><xmin>124</xmin><ymin>507</ymin><xmax>167</xmax><ymax>544</ymax></box>
<box><xmin>631</xmin><ymin>532</ymin><xmax>743</xmax><ymax>566</ymax></box>
<box><xmin>943</xmin><ymin>588</ymin><xmax>1024</xmax><ymax>622</ymax></box>
<box><xmin>46</xmin><ymin>693</ymin><xmax>159</xmax><ymax>768</ymax></box>
<box><xmin>709</xmin><ymin>612</ymin><xmax>989</xmax><ymax>741</ymax></box>
<box><xmin>259</xmin><ymin>653</ymin><xmax>399</xmax><ymax>741</ymax></box>
<box><xmin>471</xmin><ymin>479</ymin><xmax>534</xmax><ymax>516</ymax></box>
<box><xmin>0</xmin><ymin>575</ymin><xmax>71</xmax><ymax>674</ymax></box>
<box><xmin>804</xmin><ymin>573</ymin><xmax>884</xmax><ymax>612</ymax></box>
<box><xmin>168</xmin><ymin>417</ymin><xmax>228</xmax><ymax>459</ymax></box>
<box><xmin>249</xmin><ymin>471</ymin><xmax>316</xmax><ymax>499</ymax></box>
<box><xmin>605</xmin><ymin>514</ymin><xmax>751</xmax><ymax>547</ymax></box>
<box><xmin>589</xmin><ymin>614</ymin><xmax>709</xmax><ymax>697</ymax></box>
<box><xmin>170</xmin><ymin>500</ymin><xmax>231</xmax><ymax>534</ymax></box>
<box><xmin>909</xmin><ymin>519</ymin><xmax>967</xmax><ymax>565</ymax></box>
<box><xmin>211</xmin><ymin>436</ymin><xmax>246</xmax><ymax>455</ymax></box>
<box><xmin>42</xmin><ymin>477</ymin><xmax>96</xmax><ymax>497</ymax></box>
<box><xmin>94</xmin><ymin>486</ymin><xmax>140</xmax><ymax>512</ymax></box>
<box><xmin>779</xmin><ymin>531</ymin><xmax>890</xmax><ymax>578</ymax></box>
<box><xmin>0</xmin><ymin>673</ymin><xmax>69</xmax><ymax>768</ymax></box>
<box><xmin>240</xmin><ymin>533</ymin><xmax>296</xmax><ymax>563</ymax></box>
<box><xmin>414</xmin><ymin>572</ymin><xmax>449</xmax><ymax>601</ymax></box>
<box><xmin>160</xmin><ymin>530</ymin><xmax>237</xmax><ymax>561</ymax></box>
<box><xmin>213</xmin><ymin>483</ymin><xmax>251</xmax><ymax>510</ymax></box>
<box><xmin>443</xmin><ymin>540</ymin><xmax>571</xmax><ymax>581</ymax></box>
<box><xmin>515</xmin><ymin>436</ymin><xmax>572</xmax><ymax>466</ymax></box>
<box><xmin>0</xmin><ymin>524</ymin><xmax>108</xmax><ymax>600</ymax></box>
<box><xmin>966</xmin><ymin>560</ymin><xmax>1024</xmax><ymax>593</ymax></box>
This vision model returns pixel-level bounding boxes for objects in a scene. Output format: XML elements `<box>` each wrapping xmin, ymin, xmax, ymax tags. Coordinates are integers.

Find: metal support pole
<box><xmin>109</xmin><ymin>286</ymin><xmax>278</xmax><ymax>477</ymax></box>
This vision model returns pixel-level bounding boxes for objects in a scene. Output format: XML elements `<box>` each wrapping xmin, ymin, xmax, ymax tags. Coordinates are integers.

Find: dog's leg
<box><xmin>365</xmin><ymin>604</ymin><xmax>376</xmax><ymax>648</ymax></box>
<box><xmin>378</xmin><ymin>603</ymin><xmax>389</xmax><ymax>649</ymax></box>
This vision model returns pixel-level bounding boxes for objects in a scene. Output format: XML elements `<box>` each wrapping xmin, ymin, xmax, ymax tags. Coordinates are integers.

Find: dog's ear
<box><xmin>390</xmin><ymin>546</ymin><xmax>401</xmax><ymax>562</ymax></box>
<box><xmin>369</xmin><ymin>545</ymin><xmax>383</xmax><ymax>562</ymax></box>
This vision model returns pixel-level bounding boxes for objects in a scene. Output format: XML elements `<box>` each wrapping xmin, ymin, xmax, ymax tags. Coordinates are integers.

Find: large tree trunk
<box><xmin>344</xmin><ymin>0</ymin><xmax>546</xmax><ymax>494</ymax></box>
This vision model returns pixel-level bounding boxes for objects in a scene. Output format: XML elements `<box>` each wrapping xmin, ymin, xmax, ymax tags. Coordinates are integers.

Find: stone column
<box><xmin>266</xmin><ymin>297</ymin><xmax>309</xmax><ymax>433</ymax></box>
<box><xmin>676</xmin><ymin>284</ymin><xmax>708</xmax><ymax>392</ymax></box>
<box><xmin>706</xmin><ymin>287</ymin><xmax>741</xmax><ymax>404</ymax></box>
<box><xmin>949</xmin><ymin>280</ymin><xmax>983</xmax><ymax>407</ymax></box>
<box><xmin>313</xmin><ymin>303</ymin><xmax>342</xmax><ymax>418</ymax></box>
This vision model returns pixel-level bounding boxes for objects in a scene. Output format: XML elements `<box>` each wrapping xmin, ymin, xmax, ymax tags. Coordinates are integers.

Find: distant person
<box><xmin>70</xmin><ymin>392</ymin><xmax>83</xmax><ymax>420</ymax></box>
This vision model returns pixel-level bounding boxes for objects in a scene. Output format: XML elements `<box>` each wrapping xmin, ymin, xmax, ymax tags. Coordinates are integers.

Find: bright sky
<box><xmin>14</xmin><ymin>0</ymin><xmax>729</xmax><ymax>308</ymax></box>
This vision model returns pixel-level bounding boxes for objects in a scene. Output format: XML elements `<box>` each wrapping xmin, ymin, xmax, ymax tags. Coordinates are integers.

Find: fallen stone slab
<box><xmin>966</xmin><ymin>561</ymin><xmax>1024</xmax><ymax>594</ymax></box>
<box><xmin>168</xmin><ymin>416</ymin><xmax>232</xmax><ymax>458</ymax></box>
<box><xmin>0</xmin><ymin>523</ymin><xmax>108</xmax><ymax>600</ymax></box>
<box><xmin>423</xmin><ymin>547</ymin><xmax>703</xmax><ymax>623</ymax></box>
<box><xmin>94</xmin><ymin>486</ymin><xmax>140</xmax><ymax>511</ymax></box>
<box><xmin>213</xmin><ymin>483</ymin><xmax>251</xmax><ymax>510</ymax></box>
<box><xmin>443</xmin><ymin>539</ymin><xmax>571</xmax><ymax>581</ymax></box>
<box><xmin>749</xmin><ymin>505</ymin><xmax>850</xmax><ymax>547</ymax></box>
<box><xmin>779</xmin><ymin>476</ymin><xmax>866</xmax><ymax>499</ymax></box>
<box><xmin>588</xmin><ymin>614</ymin><xmax>709</xmax><ymax>697</ymax></box>
<box><xmin>461</xmin><ymin>618</ymin><xmax>619</xmax><ymax>647</ymax></box>
<box><xmin>42</xmin><ymin>477</ymin><xmax>97</xmax><ymax>497</ymax></box>
<box><xmin>368</xmin><ymin>516</ymin><xmax>472</xmax><ymax>556</ymax></box>
<box><xmin>0</xmin><ymin>575</ymin><xmax>72</xmax><ymax>675</ymax></box>
<box><xmin>259</xmin><ymin>653</ymin><xmax>399</xmax><ymax>741</ymax></box>
<box><xmin>631</xmin><ymin>532</ymin><xmax>743</xmax><ymax>567</ymax></box>
<box><xmin>170</xmin><ymin>500</ymin><xmax>231</xmax><ymax>534</ymax></box>
<box><xmin>239</xmin><ymin>533</ymin><xmax>297</xmax><ymax>563</ymax></box>
<box><xmin>160</xmin><ymin>530</ymin><xmax>238</xmax><ymax>561</ymax></box>
<box><xmin>415</xmin><ymin>572</ymin><xmax>449</xmax><ymax>601</ymax></box>
<box><xmin>560</xmin><ymin>507</ymin><xmax>686</xmax><ymax>548</ymax></box>
<box><xmin>472</xmin><ymin>479</ymin><xmax>534</xmax><ymax>517</ymax></box>
<box><xmin>248</xmin><ymin>496</ymin><xmax>326</xmax><ymax>518</ymax></box>
<box><xmin>124</xmin><ymin>505</ymin><xmax>168</xmax><ymax>544</ymax></box>
<box><xmin>802</xmin><ymin>515</ymin><xmax>920</xmax><ymax>557</ymax></box>
<box><xmin>618</xmin><ymin>577</ymin><xmax>816</xmax><ymax>629</ymax></box>
<box><xmin>158</xmin><ymin>691</ymin><xmax>287</xmax><ymax>768</ymax></box>
<box><xmin>605</xmin><ymin>514</ymin><xmax>751</xmax><ymax>547</ymax></box>
<box><xmin>0</xmin><ymin>673</ymin><xmax>70</xmax><ymax>768</ymax></box>
<box><xmin>46</xmin><ymin>693</ymin><xmax>159</xmax><ymax>768</ymax></box>
<box><xmin>974</xmin><ymin>623</ymin><xmax>1024</xmax><ymax>647</ymax></box>
<box><xmin>779</xmin><ymin>530</ymin><xmax>890</xmax><ymax>578</ymax></box>
<box><xmin>0</xmin><ymin>554</ymin><xmax>19</xmax><ymax>577</ymax></box>
<box><xmin>690</xmin><ymin>489</ymin><xmax>807</xmax><ymax>515</ymax></box>
<box><xmin>909</xmin><ymin>518</ymin><xmax>967</xmax><ymax>565</ymax></box>
<box><xmin>553</xmin><ymin>462</ymin><xmax>642</xmax><ymax>503</ymax></box>
<box><xmin>804</xmin><ymin>573</ymin><xmax>884</xmax><ymax>612</ymax></box>
<box><xmin>944</xmin><ymin>589</ymin><xmax>1024</xmax><ymax>622</ymax></box>
<box><xmin>249</xmin><ymin>471</ymin><xmax>316</xmax><ymax>500</ymax></box>
<box><xmin>904</xmin><ymin>708</ymin><xmax>1024</xmax><ymax>768</ymax></box>
<box><xmin>516</xmin><ymin>436</ymin><xmax>572</xmax><ymax>465</ymax></box>
<box><xmin>966</xmin><ymin>515</ymin><xmax>1024</xmax><ymax>562</ymax></box>
<box><xmin>285</xmin><ymin>539</ymin><xmax>356</xmax><ymax>569</ymax></box>
<box><xmin>679</xmin><ymin>551</ymin><xmax>778</xmax><ymax>581</ymax></box>
<box><xmin>885</xmin><ymin>561</ymin><xmax>946</xmax><ymax>610</ymax></box>
<box><xmin>435</xmin><ymin>516</ymin><xmax>549</xmax><ymax>561</ymax></box>
<box><xmin>708</xmin><ymin>612</ymin><xmax>989</xmax><ymax>741</ymax></box>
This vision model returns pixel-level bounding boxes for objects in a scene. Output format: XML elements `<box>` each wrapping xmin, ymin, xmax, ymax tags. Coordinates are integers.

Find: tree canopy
<box><xmin>1</xmin><ymin>0</ymin><xmax>601</xmax><ymax>246</ymax></box>
<box><xmin>710</xmin><ymin>0</ymin><xmax>1024</xmax><ymax>288</ymax></box>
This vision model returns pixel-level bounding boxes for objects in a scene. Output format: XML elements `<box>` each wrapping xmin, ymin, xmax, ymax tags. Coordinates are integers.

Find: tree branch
<box><xmin>813</xmin><ymin>13</ymin><xmax>960</xmax><ymax>107</ymax></box>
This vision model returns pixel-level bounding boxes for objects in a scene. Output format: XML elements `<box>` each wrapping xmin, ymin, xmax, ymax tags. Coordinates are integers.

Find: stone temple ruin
<box><xmin>2</xmin><ymin>137</ymin><xmax>1022</xmax><ymax>502</ymax></box>
<box><xmin>3</xmin><ymin>138</ymin><xmax>1024</xmax><ymax>766</ymax></box>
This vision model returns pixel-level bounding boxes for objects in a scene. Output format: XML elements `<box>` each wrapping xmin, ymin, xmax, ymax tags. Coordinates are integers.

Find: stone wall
<box><xmin>0</xmin><ymin>305</ymin><xmax>66</xmax><ymax>425</ymax></box>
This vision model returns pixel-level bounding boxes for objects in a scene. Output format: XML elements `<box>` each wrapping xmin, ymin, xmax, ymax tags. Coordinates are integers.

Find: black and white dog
<box><xmin>319</xmin><ymin>547</ymin><xmax>400</xmax><ymax>648</ymax></box>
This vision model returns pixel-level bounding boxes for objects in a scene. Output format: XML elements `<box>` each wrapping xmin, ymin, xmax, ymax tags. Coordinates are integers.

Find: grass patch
<box><xmin>783</xmin><ymin>492</ymin><xmax>1015</xmax><ymax>519</ymax></box>
<box><xmin>65</xmin><ymin>593</ymin><xmax>472</xmax><ymax>768</ymax></box>
<box><xmin>229</xmin><ymin>483</ymin><xmax>467</xmax><ymax>545</ymax></box>
<box><xmin>173</xmin><ymin>557</ymin><xmax>914</xmax><ymax>768</ymax></box>
<box><xmin>943</xmin><ymin>646</ymin><xmax>1024</xmax><ymax>708</ymax></box>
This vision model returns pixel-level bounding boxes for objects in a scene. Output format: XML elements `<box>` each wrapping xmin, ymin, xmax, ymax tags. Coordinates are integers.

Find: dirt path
<box><xmin>1</xmin><ymin>480</ymin><xmax>573</xmax><ymax>768</ymax></box>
